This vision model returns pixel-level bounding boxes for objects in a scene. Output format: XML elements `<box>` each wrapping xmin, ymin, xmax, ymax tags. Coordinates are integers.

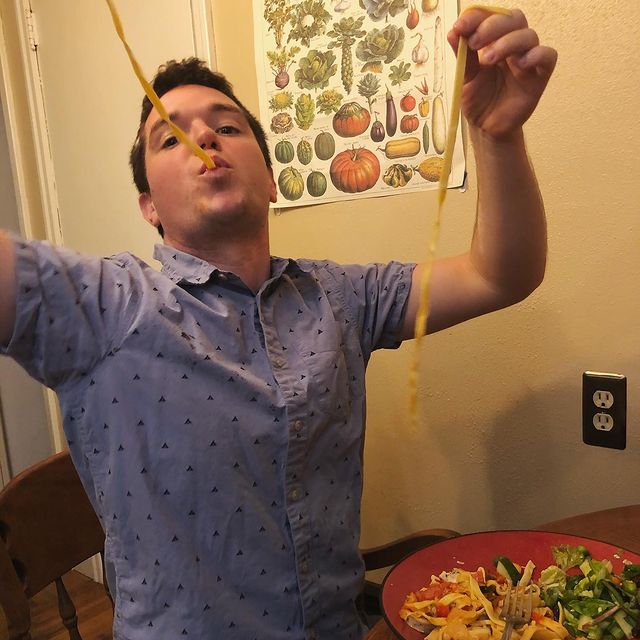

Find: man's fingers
<box><xmin>456</xmin><ymin>7</ymin><xmax>528</xmax><ymax>47</ymax></box>
<box><xmin>478</xmin><ymin>27</ymin><xmax>540</xmax><ymax>65</ymax></box>
<box><xmin>516</xmin><ymin>45</ymin><xmax>558</xmax><ymax>79</ymax></box>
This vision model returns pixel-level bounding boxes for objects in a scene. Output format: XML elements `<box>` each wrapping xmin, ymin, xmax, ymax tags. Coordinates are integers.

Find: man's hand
<box><xmin>448</xmin><ymin>8</ymin><xmax>558</xmax><ymax>140</ymax></box>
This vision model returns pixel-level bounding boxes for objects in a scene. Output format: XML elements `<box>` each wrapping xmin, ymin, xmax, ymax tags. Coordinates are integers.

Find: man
<box><xmin>0</xmin><ymin>8</ymin><xmax>556</xmax><ymax>640</ymax></box>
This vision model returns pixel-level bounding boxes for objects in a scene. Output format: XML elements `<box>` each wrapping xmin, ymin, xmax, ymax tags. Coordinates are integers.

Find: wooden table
<box><xmin>364</xmin><ymin>504</ymin><xmax>640</xmax><ymax>640</ymax></box>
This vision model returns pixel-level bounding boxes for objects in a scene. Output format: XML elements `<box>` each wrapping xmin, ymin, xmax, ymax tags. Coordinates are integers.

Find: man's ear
<box><xmin>268</xmin><ymin>168</ymin><xmax>278</xmax><ymax>204</ymax></box>
<box><xmin>139</xmin><ymin>192</ymin><xmax>160</xmax><ymax>229</ymax></box>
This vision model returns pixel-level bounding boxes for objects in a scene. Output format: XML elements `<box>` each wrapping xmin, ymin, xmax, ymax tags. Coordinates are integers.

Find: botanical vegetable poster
<box><xmin>253</xmin><ymin>0</ymin><xmax>465</xmax><ymax>208</ymax></box>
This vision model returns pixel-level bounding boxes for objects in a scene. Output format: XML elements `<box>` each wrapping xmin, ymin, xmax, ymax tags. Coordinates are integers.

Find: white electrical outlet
<box><xmin>593</xmin><ymin>412</ymin><xmax>614</xmax><ymax>431</ymax></box>
<box><xmin>582</xmin><ymin>372</ymin><xmax>626</xmax><ymax>449</ymax></box>
<box><xmin>593</xmin><ymin>390</ymin><xmax>614</xmax><ymax>409</ymax></box>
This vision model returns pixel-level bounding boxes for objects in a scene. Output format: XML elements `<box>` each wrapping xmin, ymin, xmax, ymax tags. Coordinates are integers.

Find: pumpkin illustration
<box><xmin>332</xmin><ymin>102</ymin><xmax>371</xmax><ymax>138</ymax></box>
<box><xmin>297</xmin><ymin>139</ymin><xmax>313</xmax><ymax>165</ymax></box>
<box><xmin>314</xmin><ymin>132</ymin><xmax>335</xmax><ymax>160</ymax></box>
<box><xmin>278</xmin><ymin>167</ymin><xmax>304</xmax><ymax>201</ymax></box>
<box><xmin>307</xmin><ymin>171</ymin><xmax>327</xmax><ymax>197</ymax></box>
<box><xmin>400</xmin><ymin>114</ymin><xmax>420</xmax><ymax>134</ymax></box>
<box><xmin>329</xmin><ymin>147</ymin><xmax>380</xmax><ymax>193</ymax></box>
<box><xmin>274</xmin><ymin>140</ymin><xmax>294</xmax><ymax>164</ymax></box>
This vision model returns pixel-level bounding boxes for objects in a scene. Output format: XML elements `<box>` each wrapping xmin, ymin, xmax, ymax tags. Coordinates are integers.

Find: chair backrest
<box><xmin>361</xmin><ymin>528</ymin><xmax>460</xmax><ymax>571</ymax></box>
<box><xmin>0</xmin><ymin>450</ymin><xmax>106</xmax><ymax>639</ymax></box>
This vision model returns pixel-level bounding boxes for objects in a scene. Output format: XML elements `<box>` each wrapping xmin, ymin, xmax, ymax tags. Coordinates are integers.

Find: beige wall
<box><xmin>213</xmin><ymin>0</ymin><xmax>640</xmax><ymax>545</ymax></box>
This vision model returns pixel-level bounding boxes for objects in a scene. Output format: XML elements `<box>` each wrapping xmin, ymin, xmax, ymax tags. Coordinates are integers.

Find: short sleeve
<box><xmin>2</xmin><ymin>236</ymin><xmax>142</xmax><ymax>388</ymax></box>
<box><xmin>324</xmin><ymin>260</ymin><xmax>415</xmax><ymax>358</ymax></box>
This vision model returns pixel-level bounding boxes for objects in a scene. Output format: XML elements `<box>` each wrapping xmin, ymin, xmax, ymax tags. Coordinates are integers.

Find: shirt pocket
<box><xmin>296</xmin><ymin>318</ymin><xmax>351</xmax><ymax>421</ymax></box>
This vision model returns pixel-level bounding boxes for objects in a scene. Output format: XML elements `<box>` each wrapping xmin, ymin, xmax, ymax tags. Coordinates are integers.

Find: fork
<box><xmin>500</xmin><ymin>583</ymin><xmax>534</xmax><ymax>640</ymax></box>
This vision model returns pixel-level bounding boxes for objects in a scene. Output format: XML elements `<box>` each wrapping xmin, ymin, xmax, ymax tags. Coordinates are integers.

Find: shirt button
<box><xmin>289</xmin><ymin>488</ymin><xmax>301</xmax><ymax>501</ymax></box>
<box><xmin>308</xmin><ymin>631</ymin><xmax>318</xmax><ymax>640</ymax></box>
<box><xmin>300</xmin><ymin>561</ymin><xmax>309</xmax><ymax>574</ymax></box>
<box><xmin>293</xmin><ymin>419</ymin><xmax>303</xmax><ymax>432</ymax></box>
<box><xmin>274</xmin><ymin>355</ymin><xmax>286</xmax><ymax>368</ymax></box>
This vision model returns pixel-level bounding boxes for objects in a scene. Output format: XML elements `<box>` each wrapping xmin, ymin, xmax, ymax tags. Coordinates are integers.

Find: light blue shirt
<box><xmin>4</xmin><ymin>237</ymin><xmax>414</xmax><ymax>640</ymax></box>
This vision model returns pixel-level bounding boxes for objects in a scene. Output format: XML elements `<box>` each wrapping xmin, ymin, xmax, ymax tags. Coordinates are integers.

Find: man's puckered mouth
<box><xmin>200</xmin><ymin>155</ymin><xmax>230</xmax><ymax>174</ymax></box>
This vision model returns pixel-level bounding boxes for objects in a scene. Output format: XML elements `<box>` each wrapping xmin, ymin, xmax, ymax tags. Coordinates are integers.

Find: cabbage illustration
<box><xmin>356</xmin><ymin>25</ymin><xmax>405</xmax><ymax>66</ymax></box>
<box><xmin>270</xmin><ymin>113</ymin><xmax>294</xmax><ymax>134</ymax></box>
<box><xmin>359</xmin><ymin>0</ymin><xmax>408</xmax><ymax>21</ymax></box>
<box><xmin>294</xmin><ymin>50</ymin><xmax>338</xmax><ymax>91</ymax></box>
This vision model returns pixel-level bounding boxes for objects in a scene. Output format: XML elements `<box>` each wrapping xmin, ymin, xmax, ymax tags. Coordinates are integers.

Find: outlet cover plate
<box><xmin>582</xmin><ymin>371</ymin><xmax>626</xmax><ymax>449</ymax></box>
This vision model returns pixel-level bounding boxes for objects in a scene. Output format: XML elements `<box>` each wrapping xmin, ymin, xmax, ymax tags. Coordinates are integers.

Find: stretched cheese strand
<box><xmin>104</xmin><ymin>0</ymin><xmax>214</xmax><ymax>169</ymax></box>
<box><xmin>409</xmin><ymin>5</ymin><xmax>511</xmax><ymax>420</ymax></box>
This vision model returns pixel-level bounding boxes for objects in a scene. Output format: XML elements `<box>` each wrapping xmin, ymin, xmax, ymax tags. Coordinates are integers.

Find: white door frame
<box><xmin>9</xmin><ymin>0</ymin><xmax>217</xmax><ymax>456</ymax></box>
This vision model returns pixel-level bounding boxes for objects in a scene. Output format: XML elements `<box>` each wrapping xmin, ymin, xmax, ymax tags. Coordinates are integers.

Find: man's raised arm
<box><xmin>398</xmin><ymin>8</ymin><xmax>557</xmax><ymax>341</ymax></box>
<box><xmin>0</xmin><ymin>231</ymin><xmax>17</xmax><ymax>347</ymax></box>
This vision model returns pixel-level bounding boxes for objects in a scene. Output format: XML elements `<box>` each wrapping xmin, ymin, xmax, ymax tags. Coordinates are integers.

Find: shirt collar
<box><xmin>153</xmin><ymin>244</ymin><xmax>313</xmax><ymax>286</ymax></box>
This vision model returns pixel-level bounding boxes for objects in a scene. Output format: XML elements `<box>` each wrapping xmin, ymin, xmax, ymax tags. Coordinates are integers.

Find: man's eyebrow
<box><xmin>148</xmin><ymin>102</ymin><xmax>245</xmax><ymax>140</ymax></box>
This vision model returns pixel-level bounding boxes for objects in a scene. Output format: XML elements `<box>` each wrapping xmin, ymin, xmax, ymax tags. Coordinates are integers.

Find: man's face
<box><xmin>138</xmin><ymin>84</ymin><xmax>277</xmax><ymax>245</ymax></box>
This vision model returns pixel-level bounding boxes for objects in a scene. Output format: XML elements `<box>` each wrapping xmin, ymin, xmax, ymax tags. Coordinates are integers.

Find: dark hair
<box><xmin>129</xmin><ymin>58</ymin><xmax>271</xmax><ymax>236</ymax></box>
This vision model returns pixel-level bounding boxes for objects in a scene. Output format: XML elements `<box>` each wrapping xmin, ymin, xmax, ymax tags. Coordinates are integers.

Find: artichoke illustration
<box><xmin>356</xmin><ymin>25</ymin><xmax>405</xmax><ymax>71</ymax></box>
<box><xmin>327</xmin><ymin>16</ymin><xmax>367</xmax><ymax>95</ymax></box>
<box><xmin>295</xmin><ymin>49</ymin><xmax>338</xmax><ymax>91</ymax></box>
<box><xmin>294</xmin><ymin>94</ymin><xmax>316</xmax><ymax>130</ymax></box>
<box><xmin>288</xmin><ymin>0</ymin><xmax>332</xmax><ymax>47</ymax></box>
<box><xmin>357</xmin><ymin>73</ymin><xmax>381</xmax><ymax>113</ymax></box>
<box><xmin>359</xmin><ymin>0</ymin><xmax>408</xmax><ymax>21</ymax></box>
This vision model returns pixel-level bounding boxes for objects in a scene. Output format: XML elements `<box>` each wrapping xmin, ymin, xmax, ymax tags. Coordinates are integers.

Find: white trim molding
<box><xmin>190</xmin><ymin>0</ymin><xmax>217</xmax><ymax>68</ymax></box>
<box><xmin>9</xmin><ymin>0</ymin><xmax>65</xmax><ymax>453</ymax></box>
<box><xmin>14</xmin><ymin>0</ymin><xmax>63</xmax><ymax>247</ymax></box>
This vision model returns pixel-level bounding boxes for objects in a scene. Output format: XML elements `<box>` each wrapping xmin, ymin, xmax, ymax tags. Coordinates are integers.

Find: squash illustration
<box><xmin>274</xmin><ymin>140</ymin><xmax>294</xmax><ymax>164</ymax></box>
<box><xmin>307</xmin><ymin>171</ymin><xmax>328</xmax><ymax>197</ymax></box>
<box><xmin>278</xmin><ymin>167</ymin><xmax>304</xmax><ymax>200</ymax></box>
<box><xmin>332</xmin><ymin>102</ymin><xmax>371</xmax><ymax>138</ymax></box>
<box><xmin>314</xmin><ymin>131</ymin><xmax>336</xmax><ymax>160</ymax></box>
<box><xmin>329</xmin><ymin>147</ymin><xmax>380</xmax><ymax>193</ymax></box>
<box><xmin>297</xmin><ymin>139</ymin><xmax>313</xmax><ymax>165</ymax></box>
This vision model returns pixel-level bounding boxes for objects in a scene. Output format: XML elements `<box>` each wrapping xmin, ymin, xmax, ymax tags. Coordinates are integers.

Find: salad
<box><xmin>399</xmin><ymin>545</ymin><xmax>640</xmax><ymax>640</ymax></box>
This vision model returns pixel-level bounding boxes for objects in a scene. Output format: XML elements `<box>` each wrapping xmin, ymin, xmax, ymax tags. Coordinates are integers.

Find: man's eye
<box><xmin>217</xmin><ymin>125</ymin><xmax>240</xmax><ymax>135</ymax></box>
<box><xmin>162</xmin><ymin>136</ymin><xmax>178</xmax><ymax>148</ymax></box>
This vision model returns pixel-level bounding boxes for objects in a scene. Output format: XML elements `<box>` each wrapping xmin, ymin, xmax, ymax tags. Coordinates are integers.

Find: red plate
<box><xmin>381</xmin><ymin>530</ymin><xmax>640</xmax><ymax>640</ymax></box>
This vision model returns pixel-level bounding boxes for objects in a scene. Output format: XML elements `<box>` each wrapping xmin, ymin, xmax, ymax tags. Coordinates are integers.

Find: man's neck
<box><xmin>163</xmin><ymin>234</ymin><xmax>272</xmax><ymax>294</ymax></box>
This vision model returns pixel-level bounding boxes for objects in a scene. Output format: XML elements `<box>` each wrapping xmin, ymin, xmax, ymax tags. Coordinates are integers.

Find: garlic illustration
<box><xmin>412</xmin><ymin>33</ymin><xmax>429</xmax><ymax>65</ymax></box>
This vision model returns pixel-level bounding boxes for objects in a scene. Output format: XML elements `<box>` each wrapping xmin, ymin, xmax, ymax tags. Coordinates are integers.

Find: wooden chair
<box><xmin>0</xmin><ymin>449</ymin><xmax>458</xmax><ymax>637</ymax></box>
<box><xmin>0</xmin><ymin>450</ymin><xmax>107</xmax><ymax>640</ymax></box>
<box><xmin>358</xmin><ymin>527</ymin><xmax>461</xmax><ymax>625</ymax></box>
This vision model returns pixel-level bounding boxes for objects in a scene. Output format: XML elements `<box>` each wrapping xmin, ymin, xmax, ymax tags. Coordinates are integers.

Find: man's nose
<box><xmin>194</xmin><ymin>124</ymin><xmax>218</xmax><ymax>150</ymax></box>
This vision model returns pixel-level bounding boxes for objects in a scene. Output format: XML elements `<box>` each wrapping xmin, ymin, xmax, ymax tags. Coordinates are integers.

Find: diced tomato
<box><xmin>471</xmin><ymin>569</ymin><xmax>486</xmax><ymax>585</ymax></box>
<box><xmin>436</xmin><ymin>603</ymin><xmax>450</xmax><ymax>618</ymax></box>
<box><xmin>416</xmin><ymin>582</ymin><xmax>456</xmax><ymax>601</ymax></box>
<box><xmin>532</xmin><ymin>611</ymin><xmax>544</xmax><ymax>623</ymax></box>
